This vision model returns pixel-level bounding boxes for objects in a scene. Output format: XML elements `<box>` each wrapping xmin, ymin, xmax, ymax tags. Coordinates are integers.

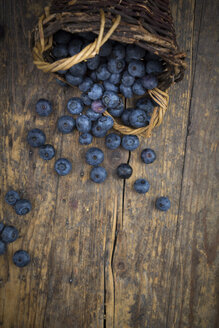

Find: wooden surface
<box><xmin>0</xmin><ymin>0</ymin><xmax>218</xmax><ymax>327</ymax></box>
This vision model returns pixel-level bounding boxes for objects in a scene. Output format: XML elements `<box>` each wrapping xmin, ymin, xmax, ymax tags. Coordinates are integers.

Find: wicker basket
<box><xmin>32</xmin><ymin>0</ymin><xmax>186</xmax><ymax>137</ymax></box>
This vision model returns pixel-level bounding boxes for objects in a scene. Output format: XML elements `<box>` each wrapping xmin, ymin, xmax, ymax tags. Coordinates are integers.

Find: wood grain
<box><xmin>0</xmin><ymin>0</ymin><xmax>218</xmax><ymax>327</ymax></box>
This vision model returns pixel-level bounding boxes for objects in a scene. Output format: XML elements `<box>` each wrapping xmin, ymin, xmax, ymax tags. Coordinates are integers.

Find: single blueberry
<box><xmin>13</xmin><ymin>250</ymin><xmax>30</xmax><ymax>267</ymax></box>
<box><xmin>112</xmin><ymin>43</ymin><xmax>126</xmax><ymax>60</ymax></box>
<box><xmin>96</xmin><ymin>64</ymin><xmax>111</xmax><ymax>81</ymax></box>
<box><xmin>132</xmin><ymin>79</ymin><xmax>146</xmax><ymax>96</ymax></box>
<box><xmin>89</xmin><ymin>71</ymin><xmax>98</xmax><ymax>82</ymax></box>
<box><xmin>103</xmin><ymin>81</ymin><xmax>119</xmax><ymax>93</ymax></box>
<box><xmin>39</xmin><ymin>144</ymin><xmax>55</xmax><ymax>160</ymax></box>
<box><xmin>86</xmin><ymin>147</ymin><xmax>104</xmax><ymax>166</ymax></box>
<box><xmin>155</xmin><ymin>197</ymin><xmax>171</xmax><ymax>211</ymax></box>
<box><xmin>79</xmin><ymin>133</ymin><xmax>93</xmax><ymax>145</ymax></box>
<box><xmin>122</xmin><ymin>71</ymin><xmax>135</xmax><ymax>87</ymax></box>
<box><xmin>0</xmin><ymin>241</ymin><xmax>6</xmax><ymax>255</ymax></box>
<box><xmin>91</xmin><ymin>124</ymin><xmax>108</xmax><ymax>138</ymax></box>
<box><xmin>58</xmin><ymin>115</ymin><xmax>75</xmax><ymax>134</ymax></box>
<box><xmin>52</xmin><ymin>44</ymin><xmax>68</xmax><ymax>58</ymax></box>
<box><xmin>86</xmin><ymin>108</ymin><xmax>102</xmax><ymax>121</ymax></box>
<box><xmin>141</xmin><ymin>148</ymin><xmax>156</xmax><ymax>164</ymax></box>
<box><xmin>81</xmin><ymin>92</ymin><xmax>92</xmax><ymax>106</ymax></box>
<box><xmin>95</xmin><ymin>115</ymin><xmax>114</xmax><ymax>131</ymax></box>
<box><xmin>14</xmin><ymin>199</ymin><xmax>32</xmax><ymax>215</ymax></box>
<box><xmin>65</xmin><ymin>72</ymin><xmax>83</xmax><ymax>86</ymax></box>
<box><xmin>91</xmin><ymin>100</ymin><xmax>106</xmax><ymax>113</ymax></box>
<box><xmin>136</xmin><ymin>96</ymin><xmax>155</xmax><ymax>114</ymax></box>
<box><xmin>88</xmin><ymin>84</ymin><xmax>104</xmax><ymax>100</ymax></box>
<box><xmin>69</xmin><ymin>62</ymin><xmax>87</xmax><ymax>77</ymax></box>
<box><xmin>76</xmin><ymin>115</ymin><xmax>91</xmax><ymax>133</ymax></box>
<box><xmin>87</xmin><ymin>55</ymin><xmax>100</xmax><ymax>70</ymax></box>
<box><xmin>105</xmin><ymin>133</ymin><xmax>121</xmax><ymax>150</ymax></box>
<box><xmin>102</xmin><ymin>91</ymin><xmax>120</xmax><ymax>108</ymax></box>
<box><xmin>0</xmin><ymin>222</ymin><xmax>5</xmax><ymax>234</ymax></box>
<box><xmin>53</xmin><ymin>30</ymin><xmax>72</xmax><ymax>44</ymax></box>
<box><xmin>144</xmin><ymin>51</ymin><xmax>160</xmax><ymax>61</ymax></box>
<box><xmin>146</xmin><ymin>60</ymin><xmax>163</xmax><ymax>74</ymax></box>
<box><xmin>141</xmin><ymin>74</ymin><xmax>158</xmax><ymax>90</ymax></box>
<box><xmin>126</xmin><ymin>44</ymin><xmax>146</xmax><ymax>60</ymax></box>
<box><xmin>109</xmin><ymin>73</ymin><xmax>121</xmax><ymax>85</ymax></box>
<box><xmin>121</xmin><ymin>135</ymin><xmax>140</xmax><ymax>151</ymax></box>
<box><xmin>121</xmin><ymin>108</ymin><xmax>134</xmax><ymax>126</ymax></box>
<box><xmin>54</xmin><ymin>158</ymin><xmax>72</xmax><ymax>176</ymax></box>
<box><xmin>107</xmin><ymin>58</ymin><xmax>126</xmax><ymax>74</ymax></box>
<box><xmin>90</xmin><ymin>166</ymin><xmax>107</xmax><ymax>183</ymax></box>
<box><xmin>128</xmin><ymin>60</ymin><xmax>145</xmax><ymax>78</ymax></box>
<box><xmin>35</xmin><ymin>99</ymin><xmax>52</xmax><ymax>117</ymax></box>
<box><xmin>134</xmin><ymin>179</ymin><xmax>150</xmax><ymax>194</ymax></box>
<box><xmin>27</xmin><ymin>128</ymin><xmax>46</xmax><ymax>148</ymax></box>
<box><xmin>99</xmin><ymin>41</ymin><xmax>112</xmax><ymax>57</ymax></box>
<box><xmin>117</xmin><ymin>163</ymin><xmax>133</xmax><ymax>179</ymax></box>
<box><xmin>120</xmin><ymin>84</ymin><xmax>133</xmax><ymax>98</ymax></box>
<box><xmin>107</xmin><ymin>97</ymin><xmax>124</xmax><ymax>118</ymax></box>
<box><xmin>129</xmin><ymin>109</ymin><xmax>149</xmax><ymax>128</ymax></box>
<box><xmin>78</xmin><ymin>32</ymin><xmax>96</xmax><ymax>41</ymax></box>
<box><xmin>67</xmin><ymin>97</ymin><xmax>84</xmax><ymax>115</ymax></box>
<box><xmin>5</xmin><ymin>190</ymin><xmax>20</xmax><ymax>206</ymax></box>
<box><xmin>68</xmin><ymin>38</ymin><xmax>83</xmax><ymax>56</ymax></box>
<box><xmin>79</xmin><ymin>77</ymin><xmax>93</xmax><ymax>93</ymax></box>
<box><xmin>1</xmin><ymin>226</ymin><xmax>19</xmax><ymax>243</ymax></box>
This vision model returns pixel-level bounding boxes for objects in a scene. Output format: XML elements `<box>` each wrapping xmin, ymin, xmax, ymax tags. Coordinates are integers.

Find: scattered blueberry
<box><xmin>141</xmin><ymin>148</ymin><xmax>156</xmax><ymax>164</ymax></box>
<box><xmin>134</xmin><ymin>179</ymin><xmax>150</xmax><ymax>194</ymax></box>
<box><xmin>88</xmin><ymin>83</ymin><xmax>104</xmax><ymax>100</ymax></box>
<box><xmin>5</xmin><ymin>190</ymin><xmax>20</xmax><ymax>206</ymax></box>
<box><xmin>105</xmin><ymin>133</ymin><xmax>121</xmax><ymax>150</ymax></box>
<box><xmin>91</xmin><ymin>124</ymin><xmax>108</xmax><ymax>138</ymax></box>
<box><xmin>36</xmin><ymin>99</ymin><xmax>52</xmax><ymax>117</ymax></box>
<box><xmin>79</xmin><ymin>133</ymin><xmax>93</xmax><ymax>145</ymax></box>
<box><xmin>39</xmin><ymin>144</ymin><xmax>55</xmax><ymax>160</ymax></box>
<box><xmin>155</xmin><ymin>197</ymin><xmax>171</xmax><ymax>211</ymax></box>
<box><xmin>67</xmin><ymin>97</ymin><xmax>84</xmax><ymax>115</ymax></box>
<box><xmin>1</xmin><ymin>226</ymin><xmax>19</xmax><ymax>243</ymax></box>
<box><xmin>91</xmin><ymin>100</ymin><xmax>106</xmax><ymax>113</ymax></box>
<box><xmin>90</xmin><ymin>166</ymin><xmax>107</xmax><ymax>183</ymax></box>
<box><xmin>27</xmin><ymin>128</ymin><xmax>46</xmax><ymax>148</ymax></box>
<box><xmin>141</xmin><ymin>74</ymin><xmax>158</xmax><ymax>90</ymax></box>
<box><xmin>54</xmin><ymin>158</ymin><xmax>72</xmax><ymax>176</ymax></box>
<box><xmin>95</xmin><ymin>115</ymin><xmax>114</xmax><ymax>131</ymax></box>
<box><xmin>65</xmin><ymin>72</ymin><xmax>83</xmax><ymax>86</ymax></box>
<box><xmin>0</xmin><ymin>241</ymin><xmax>6</xmax><ymax>255</ymax></box>
<box><xmin>76</xmin><ymin>115</ymin><xmax>91</xmax><ymax>133</ymax></box>
<box><xmin>85</xmin><ymin>147</ymin><xmax>104</xmax><ymax>166</ymax></box>
<box><xmin>117</xmin><ymin>163</ymin><xmax>133</xmax><ymax>179</ymax></box>
<box><xmin>14</xmin><ymin>199</ymin><xmax>32</xmax><ymax>215</ymax></box>
<box><xmin>102</xmin><ymin>91</ymin><xmax>120</xmax><ymax>108</ymax></box>
<box><xmin>121</xmin><ymin>135</ymin><xmax>140</xmax><ymax>151</ymax></box>
<box><xmin>58</xmin><ymin>115</ymin><xmax>75</xmax><ymax>134</ymax></box>
<box><xmin>13</xmin><ymin>250</ymin><xmax>30</xmax><ymax>267</ymax></box>
<box><xmin>129</xmin><ymin>109</ymin><xmax>149</xmax><ymax>128</ymax></box>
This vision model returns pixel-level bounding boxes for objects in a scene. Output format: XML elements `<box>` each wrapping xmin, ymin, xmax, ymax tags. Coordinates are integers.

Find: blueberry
<box><xmin>65</xmin><ymin>72</ymin><xmax>83</xmax><ymax>86</ymax></box>
<box><xmin>141</xmin><ymin>148</ymin><xmax>156</xmax><ymax>164</ymax></box>
<box><xmin>96</xmin><ymin>115</ymin><xmax>114</xmax><ymax>131</ymax></box>
<box><xmin>107</xmin><ymin>97</ymin><xmax>124</xmax><ymax>118</ymax></box>
<box><xmin>96</xmin><ymin>64</ymin><xmax>111</xmax><ymax>81</ymax></box>
<box><xmin>126</xmin><ymin>44</ymin><xmax>146</xmax><ymax>60</ymax></box>
<box><xmin>91</xmin><ymin>124</ymin><xmax>107</xmax><ymax>138</ymax></box>
<box><xmin>132</xmin><ymin>79</ymin><xmax>146</xmax><ymax>96</ymax></box>
<box><xmin>58</xmin><ymin>115</ymin><xmax>75</xmax><ymax>134</ymax></box>
<box><xmin>81</xmin><ymin>92</ymin><xmax>92</xmax><ymax>106</ymax></box>
<box><xmin>144</xmin><ymin>51</ymin><xmax>160</xmax><ymax>61</ymax></box>
<box><xmin>86</xmin><ymin>147</ymin><xmax>104</xmax><ymax>166</ymax></box>
<box><xmin>36</xmin><ymin>99</ymin><xmax>52</xmax><ymax>117</ymax></box>
<box><xmin>99</xmin><ymin>41</ymin><xmax>112</xmax><ymax>57</ymax></box>
<box><xmin>39</xmin><ymin>144</ymin><xmax>55</xmax><ymax>160</ymax></box>
<box><xmin>0</xmin><ymin>241</ymin><xmax>6</xmax><ymax>255</ymax></box>
<box><xmin>128</xmin><ymin>60</ymin><xmax>145</xmax><ymax>78</ymax></box>
<box><xmin>90</xmin><ymin>166</ymin><xmax>107</xmax><ymax>183</ymax></box>
<box><xmin>13</xmin><ymin>250</ymin><xmax>30</xmax><ymax>267</ymax></box>
<box><xmin>86</xmin><ymin>108</ymin><xmax>102</xmax><ymax>121</ymax></box>
<box><xmin>67</xmin><ymin>97</ymin><xmax>84</xmax><ymax>115</ymax></box>
<box><xmin>155</xmin><ymin>197</ymin><xmax>171</xmax><ymax>211</ymax></box>
<box><xmin>87</xmin><ymin>55</ymin><xmax>100</xmax><ymax>70</ymax></box>
<box><xmin>0</xmin><ymin>222</ymin><xmax>5</xmax><ymax>234</ymax></box>
<box><xmin>14</xmin><ymin>199</ymin><xmax>32</xmax><ymax>215</ymax></box>
<box><xmin>27</xmin><ymin>128</ymin><xmax>46</xmax><ymax>148</ymax></box>
<box><xmin>76</xmin><ymin>115</ymin><xmax>91</xmax><ymax>133</ymax></box>
<box><xmin>52</xmin><ymin>44</ymin><xmax>68</xmax><ymax>58</ymax></box>
<box><xmin>122</xmin><ymin>71</ymin><xmax>135</xmax><ymax>87</ymax></box>
<box><xmin>107</xmin><ymin>58</ymin><xmax>125</xmax><ymax>74</ymax></box>
<box><xmin>89</xmin><ymin>71</ymin><xmax>98</xmax><ymax>82</ymax></box>
<box><xmin>54</xmin><ymin>158</ymin><xmax>72</xmax><ymax>176</ymax></box>
<box><xmin>69</xmin><ymin>62</ymin><xmax>87</xmax><ymax>77</ymax></box>
<box><xmin>88</xmin><ymin>84</ymin><xmax>104</xmax><ymax>100</ymax></box>
<box><xmin>105</xmin><ymin>133</ymin><xmax>121</xmax><ymax>150</ymax></box>
<box><xmin>91</xmin><ymin>100</ymin><xmax>106</xmax><ymax>113</ymax></box>
<box><xmin>120</xmin><ymin>84</ymin><xmax>133</xmax><ymax>98</ymax></box>
<box><xmin>5</xmin><ymin>190</ymin><xmax>20</xmax><ymax>206</ymax></box>
<box><xmin>53</xmin><ymin>30</ymin><xmax>72</xmax><ymax>44</ymax></box>
<box><xmin>57</xmin><ymin>69</ymin><xmax>67</xmax><ymax>75</ymax></box>
<box><xmin>134</xmin><ymin>179</ymin><xmax>150</xmax><ymax>194</ymax></box>
<box><xmin>146</xmin><ymin>60</ymin><xmax>163</xmax><ymax>74</ymax></box>
<box><xmin>141</xmin><ymin>74</ymin><xmax>158</xmax><ymax>90</ymax></box>
<box><xmin>78</xmin><ymin>32</ymin><xmax>96</xmax><ymax>41</ymax></box>
<box><xmin>102</xmin><ymin>91</ymin><xmax>120</xmax><ymax>108</ymax></box>
<box><xmin>112</xmin><ymin>43</ymin><xmax>126</xmax><ymax>60</ymax></box>
<box><xmin>121</xmin><ymin>135</ymin><xmax>140</xmax><ymax>151</ymax></box>
<box><xmin>55</xmin><ymin>78</ymin><xmax>68</xmax><ymax>87</ymax></box>
<box><xmin>103</xmin><ymin>81</ymin><xmax>118</xmax><ymax>93</ymax></box>
<box><xmin>121</xmin><ymin>108</ymin><xmax>134</xmax><ymax>126</ymax></box>
<box><xmin>1</xmin><ymin>226</ymin><xmax>19</xmax><ymax>243</ymax></box>
<box><xmin>68</xmin><ymin>38</ymin><xmax>83</xmax><ymax>56</ymax></box>
<box><xmin>129</xmin><ymin>109</ymin><xmax>149</xmax><ymax>128</ymax></box>
<box><xmin>109</xmin><ymin>73</ymin><xmax>121</xmax><ymax>85</ymax></box>
<box><xmin>117</xmin><ymin>163</ymin><xmax>133</xmax><ymax>179</ymax></box>
<box><xmin>79</xmin><ymin>133</ymin><xmax>93</xmax><ymax>145</ymax></box>
<box><xmin>136</xmin><ymin>96</ymin><xmax>155</xmax><ymax>114</ymax></box>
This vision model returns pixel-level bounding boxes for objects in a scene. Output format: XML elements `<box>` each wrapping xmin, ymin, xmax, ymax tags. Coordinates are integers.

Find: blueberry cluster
<box><xmin>5</xmin><ymin>190</ymin><xmax>32</xmax><ymax>216</ymax></box>
<box><xmin>0</xmin><ymin>220</ymin><xmax>30</xmax><ymax>267</ymax></box>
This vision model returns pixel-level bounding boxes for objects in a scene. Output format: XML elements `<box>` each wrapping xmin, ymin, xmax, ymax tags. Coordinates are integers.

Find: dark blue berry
<box><xmin>68</xmin><ymin>38</ymin><xmax>83</xmax><ymax>56</ymax></box>
<box><xmin>109</xmin><ymin>73</ymin><xmax>121</xmax><ymax>85</ymax></box>
<box><xmin>103</xmin><ymin>81</ymin><xmax>118</xmax><ymax>93</ymax></box>
<box><xmin>89</xmin><ymin>71</ymin><xmax>98</xmax><ymax>82</ymax></box>
<box><xmin>120</xmin><ymin>84</ymin><xmax>133</xmax><ymax>98</ymax></box>
<box><xmin>132</xmin><ymin>80</ymin><xmax>146</xmax><ymax>96</ymax></box>
<box><xmin>141</xmin><ymin>74</ymin><xmax>158</xmax><ymax>90</ymax></box>
<box><xmin>1</xmin><ymin>226</ymin><xmax>19</xmax><ymax>243</ymax></box>
<box><xmin>129</xmin><ymin>109</ymin><xmax>149</xmax><ymax>128</ymax></box>
<box><xmin>27</xmin><ymin>128</ymin><xmax>46</xmax><ymax>148</ymax></box>
<box><xmin>58</xmin><ymin>115</ymin><xmax>75</xmax><ymax>134</ymax></box>
<box><xmin>96</xmin><ymin>64</ymin><xmax>111</xmax><ymax>81</ymax></box>
<box><xmin>36</xmin><ymin>99</ymin><xmax>52</xmax><ymax>117</ymax></box>
<box><xmin>53</xmin><ymin>30</ymin><xmax>72</xmax><ymax>44</ymax></box>
<box><xmin>121</xmin><ymin>108</ymin><xmax>134</xmax><ymax>126</ymax></box>
<box><xmin>117</xmin><ymin>163</ymin><xmax>133</xmax><ymax>179</ymax></box>
<box><xmin>39</xmin><ymin>144</ymin><xmax>55</xmax><ymax>160</ymax></box>
<box><xmin>54</xmin><ymin>158</ymin><xmax>72</xmax><ymax>176</ymax></box>
<box><xmin>0</xmin><ymin>222</ymin><xmax>5</xmax><ymax>234</ymax></box>
<box><xmin>107</xmin><ymin>58</ymin><xmax>125</xmax><ymax>74</ymax></box>
<box><xmin>67</xmin><ymin>97</ymin><xmax>84</xmax><ymax>115</ymax></box>
<box><xmin>155</xmin><ymin>197</ymin><xmax>171</xmax><ymax>211</ymax></box>
<box><xmin>78</xmin><ymin>32</ymin><xmax>95</xmax><ymax>41</ymax></box>
<box><xmin>128</xmin><ymin>60</ymin><xmax>145</xmax><ymax>78</ymax></box>
<box><xmin>79</xmin><ymin>133</ymin><xmax>93</xmax><ymax>145</ymax></box>
<box><xmin>5</xmin><ymin>190</ymin><xmax>20</xmax><ymax>206</ymax></box>
<box><xmin>86</xmin><ymin>147</ymin><xmax>104</xmax><ymax>166</ymax></box>
<box><xmin>99</xmin><ymin>41</ymin><xmax>112</xmax><ymax>57</ymax></box>
<box><xmin>121</xmin><ymin>135</ymin><xmax>140</xmax><ymax>151</ymax></box>
<box><xmin>102</xmin><ymin>91</ymin><xmax>120</xmax><ymax>108</ymax></box>
<box><xmin>136</xmin><ymin>96</ymin><xmax>155</xmax><ymax>114</ymax></box>
<box><xmin>126</xmin><ymin>44</ymin><xmax>146</xmax><ymax>60</ymax></box>
<box><xmin>146</xmin><ymin>60</ymin><xmax>163</xmax><ymax>74</ymax></box>
<box><xmin>144</xmin><ymin>51</ymin><xmax>160</xmax><ymax>61</ymax></box>
<box><xmin>88</xmin><ymin>84</ymin><xmax>104</xmax><ymax>100</ymax></box>
<box><xmin>57</xmin><ymin>69</ymin><xmax>67</xmax><ymax>75</ymax></box>
<box><xmin>65</xmin><ymin>72</ymin><xmax>83</xmax><ymax>86</ymax></box>
<box><xmin>81</xmin><ymin>93</ymin><xmax>92</xmax><ymax>106</ymax></box>
<box><xmin>141</xmin><ymin>148</ymin><xmax>156</xmax><ymax>164</ymax></box>
<box><xmin>86</xmin><ymin>108</ymin><xmax>102</xmax><ymax>121</ymax></box>
<box><xmin>112</xmin><ymin>44</ymin><xmax>126</xmax><ymax>60</ymax></box>
<box><xmin>91</xmin><ymin>100</ymin><xmax>106</xmax><ymax>113</ymax></box>
<box><xmin>107</xmin><ymin>97</ymin><xmax>124</xmax><ymax>118</ymax></box>
<box><xmin>134</xmin><ymin>179</ymin><xmax>150</xmax><ymax>194</ymax></box>
<box><xmin>69</xmin><ymin>62</ymin><xmax>87</xmax><ymax>77</ymax></box>
<box><xmin>52</xmin><ymin>44</ymin><xmax>68</xmax><ymax>58</ymax></box>
<box><xmin>55</xmin><ymin>78</ymin><xmax>68</xmax><ymax>87</ymax></box>
<box><xmin>122</xmin><ymin>71</ymin><xmax>135</xmax><ymax>87</ymax></box>
<box><xmin>76</xmin><ymin>115</ymin><xmax>91</xmax><ymax>133</ymax></box>
<box><xmin>90</xmin><ymin>166</ymin><xmax>107</xmax><ymax>183</ymax></box>
<box><xmin>0</xmin><ymin>241</ymin><xmax>6</xmax><ymax>255</ymax></box>
<box><xmin>105</xmin><ymin>133</ymin><xmax>121</xmax><ymax>150</ymax></box>
<box><xmin>91</xmin><ymin>124</ymin><xmax>107</xmax><ymax>138</ymax></box>
<box><xmin>96</xmin><ymin>115</ymin><xmax>114</xmax><ymax>131</ymax></box>
<box><xmin>14</xmin><ymin>199</ymin><xmax>32</xmax><ymax>215</ymax></box>
<box><xmin>13</xmin><ymin>250</ymin><xmax>30</xmax><ymax>267</ymax></box>
<box><xmin>87</xmin><ymin>55</ymin><xmax>100</xmax><ymax>70</ymax></box>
